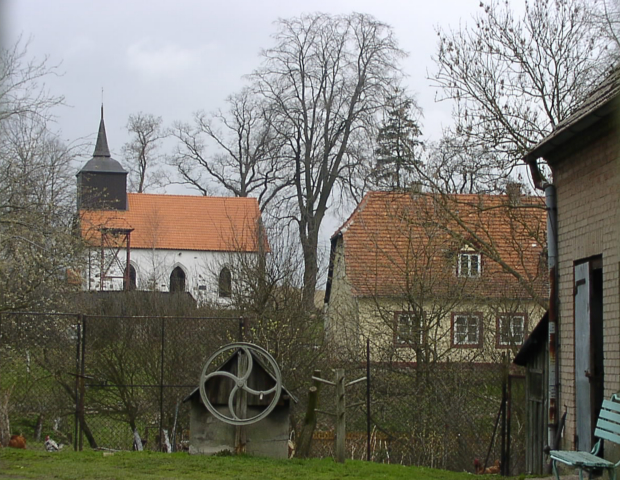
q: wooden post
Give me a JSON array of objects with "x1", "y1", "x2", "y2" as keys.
[
  {"x1": 297, "y1": 370, "x2": 322, "y2": 458},
  {"x1": 234, "y1": 350, "x2": 248, "y2": 454},
  {"x1": 313, "y1": 369, "x2": 366, "y2": 464},
  {"x1": 335, "y1": 369, "x2": 346, "y2": 463}
]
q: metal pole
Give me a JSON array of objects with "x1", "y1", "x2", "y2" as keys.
[
  {"x1": 100, "y1": 231, "x2": 104, "y2": 291},
  {"x1": 159, "y1": 317, "x2": 166, "y2": 451},
  {"x1": 74, "y1": 318, "x2": 82, "y2": 451},
  {"x1": 500, "y1": 357, "x2": 507, "y2": 476},
  {"x1": 506, "y1": 375, "x2": 513, "y2": 476},
  {"x1": 335, "y1": 369, "x2": 346, "y2": 463},
  {"x1": 124, "y1": 232, "x2": 131, "y2": 290},
  {"x1": 366, "y1": 338, "x2": 371, "y2": 462},
  {"x1": 79, "y1": 316, "x2": 87, "y2": 451}
]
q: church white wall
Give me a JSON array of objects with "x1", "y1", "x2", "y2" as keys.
[{"x1": 85, "y1": 248, "x2": 253, "y2": 305}]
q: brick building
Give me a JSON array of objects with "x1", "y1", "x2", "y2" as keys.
[{"x1": 524, "y1": 68, "x2": 620, "y2": 456}]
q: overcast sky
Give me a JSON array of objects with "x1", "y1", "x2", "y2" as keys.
[
  {"x1": 5, "y1": 0, "x2": 486, "y2": 152},
  {"x1": 5, "y1": 0, "x2": 489, "y2": 256}
]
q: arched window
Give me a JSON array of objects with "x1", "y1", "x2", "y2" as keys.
[
  {"x1": 170, "y1": 267, "x2": 186, "y2": 293},
  {"x1": 124, "y1": 264, "x2": 137, "y2": 291},
  {"x1": 218, "y1": 267, "x2": 232, "y2": 298}
]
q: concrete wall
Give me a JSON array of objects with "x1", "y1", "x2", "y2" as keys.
[{"x1": 187, "y1": 397, "x2": 290, "y2": 458}]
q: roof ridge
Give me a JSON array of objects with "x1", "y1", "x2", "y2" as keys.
[{"x1": 128, "y1": 192, "x2": 257, "y2": 201}]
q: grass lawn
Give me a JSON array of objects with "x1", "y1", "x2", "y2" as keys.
[{"x1": 0, "y1": 449, "x2": 533, "y2": 480}]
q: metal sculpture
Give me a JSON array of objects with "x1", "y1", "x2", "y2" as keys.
[{"x1": 199, "y1": 342, "x2": 282, "y2": 426}]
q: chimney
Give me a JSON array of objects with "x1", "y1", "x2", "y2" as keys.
[{"x1": 506, "y1": 182, "x2": 522, "y2": 205}]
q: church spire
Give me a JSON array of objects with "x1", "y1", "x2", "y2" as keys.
[{"x1": 93, "y1": 104, "x2": 111, "y2": 157}]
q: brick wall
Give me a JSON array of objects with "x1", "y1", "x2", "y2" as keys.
[{"x1": 550, "y1": 118, "x2": 620, "y2": 449}]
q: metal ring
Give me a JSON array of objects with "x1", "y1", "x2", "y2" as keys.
[{"x1": 199, "y1": 342, "x2": 283, "y2": 426}]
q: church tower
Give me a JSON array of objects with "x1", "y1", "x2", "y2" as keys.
[{"x1": 77, "y1": 107, "x2": 128, "y2": 210}]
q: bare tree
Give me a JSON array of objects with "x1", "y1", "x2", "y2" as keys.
[
  {"x1": 122, "y1": 112, "x2": 165, "y2": 193},
  {"x1": 0, "y1": 36, "x2": 64, "y2": 123},
  {"x1": 0, "y1": 40, "x2": 82, "y2": 313},
  {"x1": 170, "y1": 89, "x2": 286, "y2": 210},
  {"x1": 0, "y1": 117, "x2": 81, "y2": 312},
  {"x1": 431, "y1": 0, "x2": 614, "y2": 184},
  {"x1": 251, "y1": 13, "x2": 406, "y2": 308},
  {"x1": 591, "y1": 0, "x2": 620, "y2": 60},
  {"x1": 425, "y1": 133, "x2": 510, "y2": 194}
]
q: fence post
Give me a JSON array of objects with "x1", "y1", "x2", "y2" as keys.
[
  {"x1": 79, "y1": 316, "x2": 87, "y2": 451},
  {"x1": 506, "y1": 374, "x2": 513, "y2": 475},
  {"x1": 335, "y1": 369, "x2": 346, "y2": 463},
  {"x1": 74, "y1": 316, "x2": 82, "y2": 452},
  {"x1": 500, "y1": 354, "x2": 508, "y2": 475},
  {"x1": 366, "y1": 338, "x2": 371, "y2": 462},
  {"x1": 159, "y1": 317, "x2": 166, "y2": 452}
]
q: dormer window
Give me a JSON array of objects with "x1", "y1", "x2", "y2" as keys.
[{"x1": 458, "y1": 252, "x2": 481, "y2": 277}]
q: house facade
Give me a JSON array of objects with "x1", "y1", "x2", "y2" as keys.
[
  {"x1": 524, "y1": 68, "x2": 620, "y2": 455},
  {"x1": 325, "y1": 190, "x2": 548, "y2": 363},
  {"x1": 77, "y1": 110, "x2": 264, "y2": 305}
]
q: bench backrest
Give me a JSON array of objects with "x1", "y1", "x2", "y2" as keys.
[{"x1": 594, "y1": 395, "x2": 620, "y2": 446}]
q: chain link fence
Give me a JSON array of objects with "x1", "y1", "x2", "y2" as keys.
[{"x1": 1, "y1": 312, "x2": 526, "y2": 475}]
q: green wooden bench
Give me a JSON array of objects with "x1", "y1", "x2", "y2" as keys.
[{"x1": 551, "y1": 394, "x2": 620, "y2": 480}]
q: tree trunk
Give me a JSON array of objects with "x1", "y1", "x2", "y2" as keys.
[
  {"x1": 0, "y1": 387, "x2": 11, "y2": 447},
  {"x1": 300, "y1": 223, "x2": 320, "y2": 312},
  {"x1": 34, "y1": 414, "x2": 44, "y2": 442},
  {"x1": 55, "y1": 376, "x2": 98, "y2": 449},
  {"x1": 296, "y1": 370, "x2": 323, "y2": 458}
]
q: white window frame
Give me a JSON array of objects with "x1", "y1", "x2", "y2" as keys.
[
  {"x1": 497, "y1": 314, "x2": 526, "y2": 347},
  {"x1": 458, "y1": 252, "x2": 481, "y2": 277},
  {"x1": 395, "y1": 312, "x2": 422, "y2": 347},
  {"x1": 453, "y1": 314, "x2": 481, "y2": 347}
]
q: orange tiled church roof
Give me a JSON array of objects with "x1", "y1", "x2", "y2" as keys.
[
  {"x1": 330, "y1": 191, "x2": 548, "y2": 301},
  {"x1": 80, "y1": 193, "x2": 262, "y2": 252}
]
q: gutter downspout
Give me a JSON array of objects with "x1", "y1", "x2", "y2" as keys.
[
  {"x1": 528, "y1": 160, "x2": 560, "y2": 457},
  {"x1": 545, "y1": 184, "x2": 559, "y2": 452}
]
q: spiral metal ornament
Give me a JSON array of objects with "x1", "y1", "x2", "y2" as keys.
[{"x1": 199, "y1": 343, "x2": 283, "y2": 426}]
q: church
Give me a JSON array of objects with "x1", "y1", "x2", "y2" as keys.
[{"x1": 77, "y1": 109, "x2": 264, "y2": 305}]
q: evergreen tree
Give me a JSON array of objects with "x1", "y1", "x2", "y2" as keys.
[{"x1": 374, "y1": 90, "x2": 423, "y2": 190}]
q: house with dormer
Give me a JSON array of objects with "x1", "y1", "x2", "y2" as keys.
[
  {"x1": 77, "y1": 109, "x2": 264, "y2": 304},
  {"x1": 324, "y1": 190, "x2": 548, "y2": 363}
]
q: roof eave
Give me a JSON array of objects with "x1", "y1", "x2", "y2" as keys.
[{"x1": 524, "y1": 94, "x2": 619, "y2": 166}]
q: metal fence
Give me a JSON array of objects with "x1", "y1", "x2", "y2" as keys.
[
  {"x1": 0, "y1": 312, "x2": 244, "y2": 453},
  {"x1": 0, "y1": 312, "x2": 526, "y2": 475},
  {"x1": 306, "y1": 351, "x2": 526, "y2": 475}
]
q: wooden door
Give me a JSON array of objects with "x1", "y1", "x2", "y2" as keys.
[{"x1": 574, "y1": 261, "x2": 591, "y2": 451}]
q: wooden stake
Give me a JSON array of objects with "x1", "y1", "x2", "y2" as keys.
[{"x1": 335, "y1": 369, "x2": 345, "y2": 463}]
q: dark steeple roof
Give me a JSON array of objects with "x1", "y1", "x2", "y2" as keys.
[
  {"x1": 94, "y1": 105, "x2": 111, "y2": 157},
  {"x1": 79, "y1": 105, "x2": 126, "y2": 174}
]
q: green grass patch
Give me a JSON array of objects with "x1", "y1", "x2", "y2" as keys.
[{"x1": 0, "y1": 449, "x2": 532, "y2": 480}]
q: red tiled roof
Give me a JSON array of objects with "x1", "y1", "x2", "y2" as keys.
[
  {"x1": 332, "y1": 191, "x2": 547, "y2": 301},
  {"x1": 80, "y1": 193, "x2": 262, "y2": 252}
]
